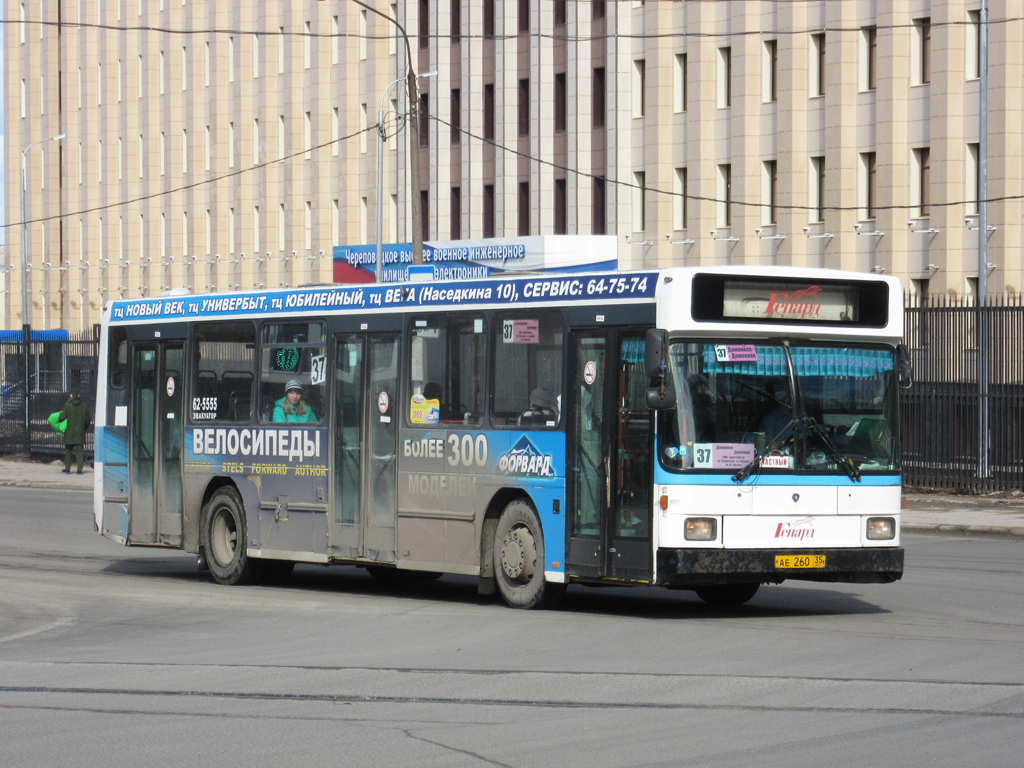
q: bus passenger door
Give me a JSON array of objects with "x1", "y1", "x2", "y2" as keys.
[
  {"x1": 331, "y1": 334, "x2": 399, "y2": 562},
  {"x1": 566, "y1": 330, "x2": 653, "y2": 582},
  {"x1": 128, "y1": 342, "x2": 184, "y2": 546}
]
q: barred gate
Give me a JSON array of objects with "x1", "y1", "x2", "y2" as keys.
[
  {"x1": 902, "y1": 294, "x2": 1024, "y2": 493},
  {"x1": 0, "y1": 329, "x2": 99, "y2": 457}
]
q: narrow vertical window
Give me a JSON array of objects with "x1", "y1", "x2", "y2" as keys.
[
  {"x1": 278, "y1": 204, "x2": 286, "y2": 252},
  {"x1": 966, "y1": 142, "x2": 980, "y2": 215},
  {"x1": 181, "y1": 129, "x2": 188, "y2": 175},
  {"x1": 451, "y1": 1, "x2": 461, "y2": 43},
  {"x1": 859, "y1": 152, "x2": 877, "y2": 220},
  {"x1": 811, "y1": 33, "x2": 826, "y2": 97},
  {"x1": 451, "y1": 187, "x2": 462, "y2": 240},
  {"x1": 632, "y1": 171, "x2": 646, "y2": 234},
  {"x1": 554, "y1": 179, "x2": 567, "y2": 235},
  {"x1": 359, "y1": 11, "x2": 367, "y2": 60},
  {"x1": 306, "y1": 111, "x2": 313, "y2": 159},
  {"x1": 763, "y1": 40, "x2": 778, "y2": 102},
  {"x1": 359, "y1": 103, "x2": 368, "y2": 154},
  {"x1": 518, "y1": 0, "x2": 529, "y2": 33},
  {"x1": 518, "y1": 182, "x2": 530, "y2": 235},
  {"x1": 518, "y1": 79, "x2": 530, "y2": 136},
  {"x1": 332, "y1": 108, "x2": 340, "y2": 156},
  {"x1": 554, "y1": 73, "x2": 567, "y2": 133},
  {"x1": 160, "y1": 132, "x2": 166, "y2": 176},
  {"x1": 484, "y1": 84, "x2": 495, "y2": 139},
  {"x1": 305, "y1": 201, "x2": 313, "y2": 250},
  {"x1": 967, "y1": 11, "x2": 981, "y2": 80},
  {"x1": 252, "y1": 34, "x2": 259, "y2": 78},
  {"x1": 205, "y1": 42, "x2": 210, "y2": 86},
  {"x1": 278, "y1": 114, "x2": 285, "y2": 160},
  {"x1": 717, "y1": 164, "x2": 732, "y2": 227},
  {"x1": 228, "y1": 38, "x2": 234, "y2": 82},
  {"x1": 913, "y1": 147, "x2": 931, "y2": 218},
  {"x1": 593, "y1": 67, "x2": 606, "y2": 127},
  {"x1": 205, "y1": 125, "x2": 211, "y2": 171},
  {"x1": 483, "y1": 0, "x2": 495, "y2": 37},
  {"x1": 117, "y1": 59, "x2": 123, "y2": 102},
  {"x1": 278, "y1": 27, "x2": 285, "y2": 74},
  {"x1": 593, "y1": 177, "x2": 607, "y2": 234},
  {"x1": 763, "y1": 160, "x2": 778, "y2": 224},
  {"x1": 228, "y1": 122, "x2": 235, "y2": 168},
  {"x1": 483, "y1": 184, "x2": 495, "y2": 238},
  {"x1": 253, "y1": 206, "x2": 260, "y2": 253},
  {"x1": 674, "y1": 53, "x2": 687, "y2": 113},
  {"x1": 420, "y1": 191, "x2": 430, "y2": 240},
  {"x1": 419, "y1": 0, "x2": 429, "y2": 48},
  {"x1": 160, "y1": 50, "x2": 166, "y2": 94},
  {"x1": 674, "y1": 167, "x2": 688, "y2": 230},
  {"x1": 118, "y1": 137, "x2": 123, "y2": 180},
  {"x1": 632, "y1": 60, "x2": 646, "y2": 117},
  {"x1": 810, "y1": 156, "x2": 825, "y2": 223},
  {"x1": 253, "y1": 119, "x2": 260, "y2": 165},
  {"x1": 860, "y1": 26, "x2": 877, "y2": 91},
  {"x1": 305, "y1": 21, "x2": 312, "y2": 68},
  {"x1": 419, "y1": 93, "x2": 430, "y2": 147},
  {"x1": 181, "y1": 45, "x2": 187, "y2": 91},
  {"x1": 555, "y1": 0, "x2": 566, "y2": 26},
  {"x1": 451, "y1": 89, "x2": 461, "y2": 144},
  {"x1": 229, "y1": 208, "x2": 236, "y2": 254},
  {"x1": 718, "y1": 47, "x2": 732, "y2": 108},
  {"x1": 332, "y1": 16, "x2": 340, "y2": 65},
  {"x1": 914, "y1": 18, "x2": 931, "y2": 84}
]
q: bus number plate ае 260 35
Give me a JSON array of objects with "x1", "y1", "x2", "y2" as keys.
[{"x1": 775, "y1": 554, "x2": 826, "y2": 569}]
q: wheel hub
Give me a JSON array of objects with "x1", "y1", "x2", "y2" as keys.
[{"x1": 501, "y1": 525, "x2": 536, "y2": 582}]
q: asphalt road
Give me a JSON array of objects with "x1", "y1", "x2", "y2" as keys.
[{"x1": 1, "y1": 488, "x2": 1022, "y2": 768}]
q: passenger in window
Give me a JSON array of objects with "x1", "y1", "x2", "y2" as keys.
[
  {"x1": 273, "y1": 378, "x2": 317, "y2": 423},
  {"x1": 519, "y1": 386, "x2": 558, "y2": 426}
]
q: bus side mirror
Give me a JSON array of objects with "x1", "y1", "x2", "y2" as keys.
[
  {"x1": 645, "y1": 328, "x2": 669, "y2": 379},
  {"x1": 647, "y1": 386, "x2": 676, "y2": 410},
  {"x1": 897, "y1": 343, "x2": 913, "y2": 389}
]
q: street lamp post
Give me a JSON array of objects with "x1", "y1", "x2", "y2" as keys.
[
  {"x1": 20, "y1": 133, "x2": 65, "y2": 453},
  {"x1": 376, "y1": 71, "x2": 436, "y2": 283}
]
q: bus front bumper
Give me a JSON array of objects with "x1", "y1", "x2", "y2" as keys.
[{"x1": 656, "y1": 547, "x2": 904, "y2": 586}]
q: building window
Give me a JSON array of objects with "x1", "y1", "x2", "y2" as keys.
[
  {"x1": 967, "y1": 10, "x2": 981, "y2": 80},
  {"x1": 632, "y1": 171, "x2": 646, "y2": 234},
  {"x1": 518, "y1": 0, "x2": 529, "y2": 32},
  {"x1": 914, "y1": 18, "x2": 931, "y2": 85},
  {"x1": 763, "y1": 40, "x2": 778, "y2": 102},
  {"x1": 554, "y1": 0, "x2": 566, "y2": 26},
  {"x1": 593, "y1": 177, "x2": 607, "y2": 235},
  {"x1": 762, "y1": 160, "x2": 778, "y2": 224},
  {"x1": 554, "y1": 179, "x2": 567, "y2": 235},
  {"x1": 860, "y1": 26, "x2": 877, "y2": 91},
  {"x1": 674, "y1": 54, "x2": 687, "y2": 113},
  {"x1": 554, "y1": 73, "x2": 567, "y2": 133},
  {"x1": 451, "y1": 88, "x2": 461, "y2": 144},
  {"x1": 484, "y1": 184, "x2": 495, "y2": 238},
  {"x1": 419, "y1": 93, "x2": 429, "y2": 147},
  {"x1": 484, "y1": 0, "x2": 495, "y2": 37},
  {"x1": 451, "y1": 1, "x2": 461, "y2": 43},
  {"x1": 593, "y1": 1, "x2": 606, "y2": 20},
  {"x1": 717, "y1": 47, "x2": 732, "y2": 108},
  {"x1": 913, "y1": 147, "x2": 931, "y2": 218},
  {"x1": 633, "y1": 59, "x2": 646, "y2": 117},
  {"x1": 966, "y1": 142, "x2": 980, "y2": 215},
  {"x1": 518, "y1": 182, "x2": 530, "y2": 236},
  {"x1": 419, "y1": 0, "x2": 429, "y2": 48},
  {"x1": 518, "y1": 79, "x2": 530, "y2": 136},
  {"x1": 421, "y1": 190, "x2": 430, "y2": 240},
  {"x1": 859, "y1": 152, "x2": 877, "y2": 220},
  {"x1": 717, "y1": 164, "x2": 732, "y2": 227},
  {"x1": 811, "y1": 33, "x2": 825, "y2": 97},
  {"x1": 451, "y1": 187, "x2": 462, "y2": 240},
  {"x1": 484, "y1": 84, "x2": 495, "y2": 139},
  {"x1": 674, "y1": 167, "x2": 688, "y2": 230},
  {"x1": 810, "y1": 156, "x2": 825, "y2": 223},
  {"x1": 593, "y1": 67, "x2": 606, "y2": 128}
]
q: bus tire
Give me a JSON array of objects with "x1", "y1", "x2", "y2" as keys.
[
  {"x1": 201, "y1": 487, "x2": 263, "y2": 586},
  {"x1": 493, "y1": 500, "x2": 565, "y2": 609},
  {"x1": 694, "y1": 583, "x2": 760, "y2": 606}
]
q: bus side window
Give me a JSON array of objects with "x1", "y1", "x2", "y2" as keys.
[
  {"x1": 492, "y1": 309, "x2": 563, "y2": 428},
  {"x1": 408, "y1": 315, "x2": 486, "y2": 426},
  {"x1": 191, "y1": 321, "x2": 257, "y2": 424}
]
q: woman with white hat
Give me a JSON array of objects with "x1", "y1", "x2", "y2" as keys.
[{"x1": 272, "y1": 378, "x2": 317, "y2": 423}]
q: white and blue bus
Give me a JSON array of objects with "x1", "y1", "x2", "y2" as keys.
[{"x1": 94, "y1": 266, "x2": 906, "y2": 608}]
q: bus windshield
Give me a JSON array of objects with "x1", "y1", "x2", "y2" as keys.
[{"x1": 658, "y1": 341, "x2": 899, "y2": 474}]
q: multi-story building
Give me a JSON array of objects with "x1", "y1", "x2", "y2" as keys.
[{"x1": 4, "y1": 1, "x2": 1022, "y2": 333}]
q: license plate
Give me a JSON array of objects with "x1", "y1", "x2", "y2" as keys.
[{"x1": 775, "y1": 554, "x2": 826, "y2": 569}]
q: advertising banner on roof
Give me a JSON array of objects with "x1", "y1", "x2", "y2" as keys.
[{"x1": 333, "y1": 235, "x2": 618, "y2": 283}]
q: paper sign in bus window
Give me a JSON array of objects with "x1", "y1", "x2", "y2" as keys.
[
  {"x1": 714, "y1": 344, "x2": 758, "y2": 363},
  {"x1": 503, "y1": 319, "x2": 539, "y2": 343},
  {"x1": 410, "y1": 393, "x2": 440, "y2": 424},
  {"x1": 694, "y1": 442, "x2": 757, "y2": 469}
]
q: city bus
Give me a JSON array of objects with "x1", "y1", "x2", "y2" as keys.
[{"x1": 93, "y1": 266, "x2": 907, "y2": 608}]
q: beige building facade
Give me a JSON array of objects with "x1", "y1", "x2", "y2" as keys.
[{"x1": 4, "y1": 1, "x2": 1023, "y2": 332}]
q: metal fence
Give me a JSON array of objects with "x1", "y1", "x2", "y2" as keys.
[
  {"x1": 0, "y1": 329, "x2": 99, "y2": 457},
  {"x1": 1, "y1": 301, "x2": 1022, "y2": 491},
  {"x1": 902, "y1": 293, "x2": 1024, "y2": 493}
]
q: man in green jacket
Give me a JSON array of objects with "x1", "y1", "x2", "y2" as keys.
[{"x1": 59, "y1": 388, "x2": 91, "y2": 474}]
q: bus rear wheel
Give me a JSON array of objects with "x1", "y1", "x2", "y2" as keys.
[
  {"x1": 694, "y1": 583, "x2": 760, "y2": 606},
  {"x1": 201, "y1": 487, "x2": 263, "y2": 585},
  {"x1": 494, "y1": 500, "x2": 565, "y2": 609}
]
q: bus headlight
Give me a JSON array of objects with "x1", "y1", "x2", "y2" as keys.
[
  {"x1": 685, "y1": 518, "x2": 717, "y2": 541},
  {"x1": 866, "y1": 517, "x2": 896, "y2": 540}
]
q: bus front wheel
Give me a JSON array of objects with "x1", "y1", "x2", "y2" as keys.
[
  {"x1": 201, "y1": 487, "x2": 263, "y2": 585},
  {"x1": 493, "y1": 500, "x2": 565, "y2": 609},
  {"x1": 694, "y1": 583, "x2": 760, "y2": 606}
]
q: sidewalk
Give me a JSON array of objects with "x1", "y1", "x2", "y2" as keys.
[{"x1": 1, "y1": 454, "x2": 1022, "y2": 537}]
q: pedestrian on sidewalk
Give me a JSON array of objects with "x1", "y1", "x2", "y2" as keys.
[{"x1": 59, "y1": 388, "x2": 91, "y2": 474}]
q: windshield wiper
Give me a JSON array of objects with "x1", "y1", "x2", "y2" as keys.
[{"x1": 801, "y1": 415, "x2": 862, "y2": 482}]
